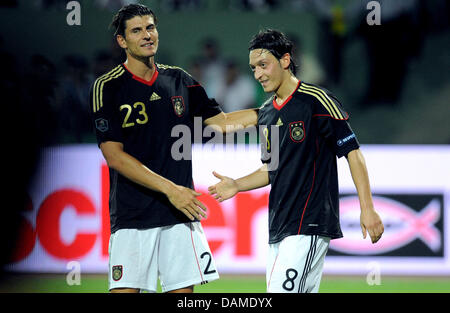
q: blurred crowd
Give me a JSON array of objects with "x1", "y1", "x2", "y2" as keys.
[
  {"x1": 0, "y1": 36, "x2": 261, "y2": 145},
  {"x1": 0, "y1": 0, "x2": 449, "y2": 146}
]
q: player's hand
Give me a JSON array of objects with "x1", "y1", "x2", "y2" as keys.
[
  {"x1": 208, "y1": 171, "x2": 239, "y2": 202},
  {"x1": 166, "y1": 185, "x2": 207, "y2": 221},
  {"x1": 360, "y1": 208, "x2": 384, "y2": 243}
]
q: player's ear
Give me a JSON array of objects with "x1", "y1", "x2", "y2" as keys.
[
  {"x1": 116, "y1": 34, "x2": 127, "y2": 49},
  {"x1": 280, "y1": 53, "x2": 291, "y2": 71}
]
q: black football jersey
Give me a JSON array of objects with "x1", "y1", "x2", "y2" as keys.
[
  {"x1": 90, "y1": 63, "x2": 221, "y2": 233},
  {"x1": 258, "y1": 81, "x2": 360, "y2": 243}
]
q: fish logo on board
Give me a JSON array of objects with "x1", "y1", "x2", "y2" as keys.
[{"x1": 330, "y1": 196, "x2": 442, "y2": 255}]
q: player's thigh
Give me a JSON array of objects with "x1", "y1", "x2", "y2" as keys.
[
  {"x1": 167, "y1": 286, "x2": 194, "y2": 293},
  {"x1": 110, "y1": 288, "x2": 140, "y2": 293},
  {"x1": 108, "y1": 228, "x2": 160, "y2": 292},
  {"x1": 158, "y1": 222, "x2": 219, "y2": 292},
  {"x1": 267, "y1": 235, "x2": 330, "y2": 293}
]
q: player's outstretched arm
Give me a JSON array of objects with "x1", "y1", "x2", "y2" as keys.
[
  {"x1": 204, "y1": 109, "x2": 259, "y2": 133},
  {"x1": 346, "y1": 148, "x2": 384, "y2": 243},
  {"x1": 100, "y1": 141, "x2": 207, "y2": 221},
  {"x1": 208, "y1": 164, "x2": 270, "y2": 202}
]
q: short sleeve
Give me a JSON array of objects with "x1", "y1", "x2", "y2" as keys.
[
  {"x1": 257, "y1": 101, "x2": 274, "y2": 166},
  {"x1": 184, "y1": 73, "x2": 222, "y2": 120},
  {"x1": 89, "y1": 80, "x2": 124, "y2": 146},
  {"x1": 313, "y1": 92, "x2": 360, "y2": 158}
]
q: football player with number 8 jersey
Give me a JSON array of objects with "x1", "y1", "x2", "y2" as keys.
[{"x1": 208, "y1": 29, "x2": 384, "y2": 293}]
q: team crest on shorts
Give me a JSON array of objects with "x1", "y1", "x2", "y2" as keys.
[
  {"x1": 171, "y1": 96, "x2": 185, "y2": 117},
  {"x1": 112, "y1": 265, "x2": 123, "y2": 281},
  {"x1": 289, "y1": 121, "x2": 305, "y2": 143}
]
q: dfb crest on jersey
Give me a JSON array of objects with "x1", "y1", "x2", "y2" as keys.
[
  {"x1": 289, "y1": 121, "x2": 305, "y2": 143},
  {"x1": 112, "y1": 265, "x2": 123, "y2": 281},
  {"x1": 171, "y1": 96, "x2": 185, "y2": 117}
]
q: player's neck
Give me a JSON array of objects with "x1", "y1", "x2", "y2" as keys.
[
  {"x1": 124, "y1": 56, "x2": 156, "y2": 81},
  {"x1": 275, "y1": 75, "x2": 299, "y2": 104}
]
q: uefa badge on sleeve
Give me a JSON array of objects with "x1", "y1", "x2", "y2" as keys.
[
  {"x1": 289, "y1": 121, "x2": 305, "y2": 143},
  {"x1": 95, "y1": 118, "x2": 109, "y2": 132},
  {"x1": 112, "y1": 265, "x2": 123, "y2": 281}
]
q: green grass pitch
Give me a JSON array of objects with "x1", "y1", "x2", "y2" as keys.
[{"x1": 0, "y1": 274, "x2": 449, "y2": 293}]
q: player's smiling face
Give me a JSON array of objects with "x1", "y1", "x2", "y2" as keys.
[
  {"x1": 249, "y1": 49, "x2": 284, "y2": 93},
  {"x1": 118, "y1": 15, "x2": 159, "y2": 60}
]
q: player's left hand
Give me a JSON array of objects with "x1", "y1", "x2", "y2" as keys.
[{"x1": 360, "y1": 209, "x2": 384, "y2": 244}]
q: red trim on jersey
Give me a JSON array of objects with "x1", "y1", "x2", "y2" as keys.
[
  {"x1": 186, "y1": 84, "x2": 201, "y2": 88},
  {"x1": 272, "y1": 80, "x2": 301, "y2": 111},
  {"x1": 122, "y1": 63, "x2": 159, "y2": 86},
  {"x1": 297, "y1": 160, "x2": 316, "y2": 235},
  {"x1": 190, "y1": 224, "x2": 205, "y2": 282},
  {"x1": 267, "y1": 253, "x2": 279, "y2": 291},
  {"x1": 312, "y1": 112, "x2": 350, "y2": 120}
]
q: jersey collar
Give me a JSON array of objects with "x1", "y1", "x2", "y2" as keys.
[
  {"x1": 122, "y1": 63, "x2": 159, "y2": 86},
  {"x1": 272, "y1": 80, "x2": 301, "y2": 111}
]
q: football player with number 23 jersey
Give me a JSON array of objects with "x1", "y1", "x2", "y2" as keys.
[{"x1": 91, "y1": 4, "x2": 258, "y2": 293}]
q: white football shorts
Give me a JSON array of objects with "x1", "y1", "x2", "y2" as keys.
[
  {"x1": 108, "y1": 222, "x2": 219, "y2": 292},
  {"x1": 266, "y1": 234, "x2": 330, "y2": 293}
]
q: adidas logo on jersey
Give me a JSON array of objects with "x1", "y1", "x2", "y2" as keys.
[
  {"x1": 276, "y1": 117, "x2": 284, "y2": 126},
  {"x1": 150, "y1": 92, "x2": 161, "y2": 101}
]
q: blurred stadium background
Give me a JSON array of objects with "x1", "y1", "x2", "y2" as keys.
[{"x1": 0, "y1": 0, "x2": 449, "y2": 293}]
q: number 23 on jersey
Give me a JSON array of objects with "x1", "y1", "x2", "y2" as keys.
[{"x1": 120, "y1": 101, "x2": 149, "y2": 128}]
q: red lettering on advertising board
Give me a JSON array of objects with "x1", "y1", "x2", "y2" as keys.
[
  {"x1": 36, "y1": 189, "x2": 97, "y2": 260},
  {"x1": 235, "y1": 192, "x2": 269, "y2": 256},
  {"x1": 197, "y1": 189, "x2": 226, "y2": 253},
  {"x1": 99, "y1": 168, "x2": 228, "y2": 256},
  {"x1": 101, "y1": 164, "x2": 110, "y2": 258},
  {"x1": 10, "y1": 194, "x2": 36, "y2": 262},
  {"x1": 12, "y1": 163, "x2": 268, "y2": 263}
]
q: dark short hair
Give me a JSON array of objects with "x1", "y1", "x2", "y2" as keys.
[
  {"x1": 110, "y1": 3, "x2": 157, "y2": 38},
  {"x1": 249, "y1": 29, "x2": 297, "y2": 76}
]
